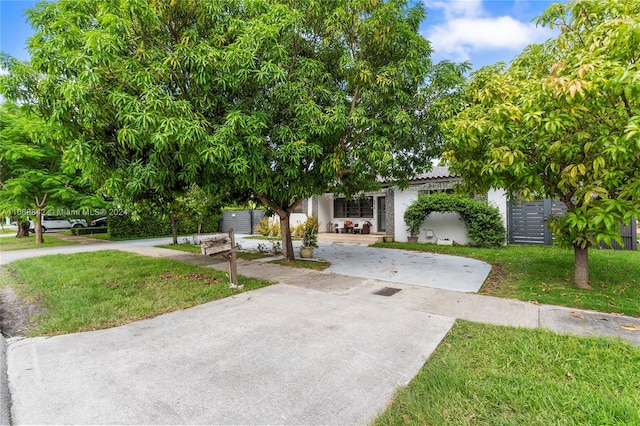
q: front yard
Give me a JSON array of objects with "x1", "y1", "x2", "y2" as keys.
[
  {"x1": 0, "y1": 234, "x2": 77, "y2": 251},
  {"x1": 1, "y1": 250, "x2": 272, "y2": 336},
  {"x1": 2, "y1": 241, "x2": 638, "y2": 424}
]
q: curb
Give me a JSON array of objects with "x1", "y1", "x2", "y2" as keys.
[{"x1": 0, "y1": 336, "x2": 11, "y2": 425}]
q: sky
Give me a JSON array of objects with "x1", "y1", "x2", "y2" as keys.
[{"x1": 1, "y1": 0, "x2": 563, "y2": 71}]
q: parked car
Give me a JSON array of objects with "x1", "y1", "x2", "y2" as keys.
[
  {"x1": 29, "y1": 216, "x2": 88, "y2": 232},
  {"x1": 90, "y1": 217, "x2": 107, "y2": 227}
]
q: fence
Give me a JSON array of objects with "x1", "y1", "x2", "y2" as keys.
[{"x1": 219, "y1": 210, "x2": 266, "y2": 235}]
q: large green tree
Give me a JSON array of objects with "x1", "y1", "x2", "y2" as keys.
[
  {"x1": 443, "y1": 0, "x2": 640, "y2": 288},
  {"x1": 0, "y1": 103, "x2": 99, "y2": 243},
  {"x1": 2, "y1": 0, "x2": 464, "y2": 260}
]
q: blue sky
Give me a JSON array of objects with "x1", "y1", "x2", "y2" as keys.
[
  {"x1": 1, "y1": 0, "x2": 564, "y2": 70},
  {"x1": 422, "y1": 0, "x2": 562, "y2": 69}
]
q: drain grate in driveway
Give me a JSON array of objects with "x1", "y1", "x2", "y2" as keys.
[{"x1": 373, "y1": 287, "x2": 402, "y2": 297}]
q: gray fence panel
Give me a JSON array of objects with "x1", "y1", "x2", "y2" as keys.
[
  {"x1": 220, "y1": 209, "x2": 267, "y2": 235},
  {"x1": 601, "y1": 217, "x2": 637, "y2": 251},
  {"x1": 510, "y1": 197, "x2": 636, "y2": 251},
  {"x1": 508, "y1": 199, "x2": 547, "y2": 245}
]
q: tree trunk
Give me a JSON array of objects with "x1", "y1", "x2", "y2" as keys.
[
  {"x1": 35, "y1": 209, "x2": 44, "y2": 244},
  {"x1": 573, "y1": 245, "x2": 592, "y2": 289},
  {"x1": 15, "y1": 218, "x2": 30, "y2": 238},
  {"x1": 170, "y1": 214, "x2": 178, "y2": 245},
  {"x1": 279, "y1": 213, "x2": 295, "y2": 262}
]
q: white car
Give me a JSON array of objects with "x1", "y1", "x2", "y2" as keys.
[{"x1": 29, "y1": 215, "x2": 88, "y2": 232}]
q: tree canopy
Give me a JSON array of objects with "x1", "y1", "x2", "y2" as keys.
[
  {"x1": 0, "y1": 103, "x2": 99, "y2": 242},
  {"x1": 442, "y1": 0, "x2": 640, "y2": 288},
  {"x1": 1, "y1": 0, "x2": 466, "y2": 260}
]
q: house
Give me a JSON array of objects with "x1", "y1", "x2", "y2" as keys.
[
  {"x1": 302, "y1": 167, "x2": 507, "y2": 245},
  {"x1": 300, "y1": 166, "x2": 636, "y2": 250}
]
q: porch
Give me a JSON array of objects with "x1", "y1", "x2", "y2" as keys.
[{"x1": 318, "y1": 232, "x2": 386, "y2": 244}]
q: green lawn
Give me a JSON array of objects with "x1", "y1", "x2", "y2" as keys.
[
  {"x1": 238, "y1": 251, "x2": 275, "y2": 260},
  {"x1": 3, "y1": 250, "x2": 272, "y2": 336},
  {"x1": 374, "y1": 242, "x2": 640, "y2": 317},
  {"x1": 0, "y1": 234, "x2": 77, "y2": 251},
  {"x1": 156, "y1": 244, "x2": 276, "y2": 260},
  {"x1": 156, "y1": 243, "x2": 202, "y2": 253},
  {"x1": 82, "y1": 233, "x2": 112, "y2": 240},
  {"x1": 375, "y1": 320, "x2": 640, "y2": 426},
  {"x1": 270, "y1": 259, "x2": 331, "y2": 270}
]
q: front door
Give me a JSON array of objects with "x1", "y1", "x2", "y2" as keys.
[{"x1": 377, "y1": 196, "x2": 386, "y2": 232}]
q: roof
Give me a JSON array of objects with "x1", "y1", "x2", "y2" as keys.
[{"x1": 411, "y1": 166, "x2": 457, "y2": 181}]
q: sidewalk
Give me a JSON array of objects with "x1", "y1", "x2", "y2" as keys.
[{"x1": 198, "y1": 251, "x2": 640, "y2": 345}]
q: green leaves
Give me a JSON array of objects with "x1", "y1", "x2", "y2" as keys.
[
  {"x1": 0, "y1": 103, "x2": 100, "y2": 218},
  {"x1": 404, "y1": 193, "x2": 506, "y2": 247},
  {"x1": 445, "y1": 0, "x2": 640, "y2": 259}
]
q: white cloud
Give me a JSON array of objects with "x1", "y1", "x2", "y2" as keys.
[
  {"x1": 427, "y1": 16, "x2": 552, "y2": 61},
  {"x1": 422, "y1": 1, "x2": 555, "y2": 63},
  {"x1": 424, "y1": 0, "x2": 484, "y2": 19}
]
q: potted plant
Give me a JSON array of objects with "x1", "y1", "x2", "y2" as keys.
[
  {"x1": 406, "y1": 220, "x2": 420, "y2": 243},
  {"x1": 300, "y1": 215, "x2": 319, "y2": 258},
  {"x1": 404, "y1": 211, "x2": 424, "y2": 243}
]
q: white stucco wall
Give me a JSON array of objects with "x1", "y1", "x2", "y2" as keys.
[
  {"x1": 317, "y1": 195, "x2": 333, "y2": 233},
  {"x1": 487, "y1": 188, "x2": 508, "y2": 230},
  {"x1": 393, "y1": 186, "x2": 470, "y2": 244}
]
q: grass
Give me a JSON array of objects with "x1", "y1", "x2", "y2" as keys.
[
  {"x1": 3, "y1": 250, "x2": 272, "y2": 336},
  {"x1": 156, "y1": 244, "x2": 275, "y2": 260},
  {"x1": 270, "y1": 259, "x2": 331, "y2": 270},
  {"x1": 158, "y1": 244, "x2": 331, "y2": 269},
  {"x1": 156, "y1": 243, "x2": 202, "y2": 253},
  {"x1": 82, "y1": 233, "x2": 112, "y2": 240},
  {"x1": 374, "y1": 242, "x2": 640, "y2": 317},
  {"x1": 375, "y1": 320, "x2": 640, "y2": 426},
  {"x1": 0, "y1": 234, "x2": 77, "y2": 251},
  {"x1": 237, "y1": 251, "x2": 275, "y2": 260},
  {"x1": 0, "y1": 228, "x2": 17, "y2": 235}
]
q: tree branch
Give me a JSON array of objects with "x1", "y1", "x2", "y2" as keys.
[{"x1": 339, "y1": 85, "x2": 360, "y2": 151}]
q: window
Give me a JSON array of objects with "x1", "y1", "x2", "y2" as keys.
[{"x1": 334, "y1": 197, "x2": 373, "y2": 218}]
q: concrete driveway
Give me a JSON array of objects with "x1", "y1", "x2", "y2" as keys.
[
  {"x1": 3, "y1": 233, "x2": 487, "y2": 424},
  {"x1": 237, "y1": 236, "x2": 491, "y2": 293},
  {"x1": 8, "y1": 284, "x2": 453, "y2": 425}
]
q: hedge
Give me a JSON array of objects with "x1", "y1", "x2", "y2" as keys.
[
  {"x1": 108, "y1": 213, "x2": 221, "y2": 239},
  {"x1": 404, "y1": 192, "x2": 506, "y2": 247},
  {"x1": 71, "y1": 226, "x2": 108, "y2": 235}
]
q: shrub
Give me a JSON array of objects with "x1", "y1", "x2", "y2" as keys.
[
  {"x1": 71, "y1": 226, "x2": 108, "y2": 235},
  {"x1": 290, "y1": 221, "x2": 305, "y2": 239},
  {"x1": 254, "y1": 216, "x2": 281, "y2": 237},
  {"x1": 109, "y1": 212, "x2": 220, "y2": 239},
  {"x1": 404, "y1": 193, "x2": 506, "y2": 247},
  {"x1": 301, "y1": 215, "x2": 319, "y2": 248}
]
